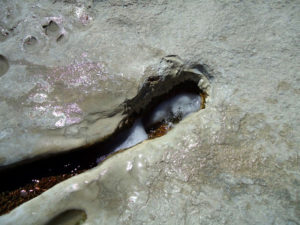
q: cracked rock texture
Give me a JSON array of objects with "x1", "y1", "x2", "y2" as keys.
[{"x1": 0, "y1": 0, "x2": 299, "y2": 224}]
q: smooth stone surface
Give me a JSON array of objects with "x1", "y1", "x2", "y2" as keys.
[{"x1": 0, "y1": 0, "x2": 299, "y2": 224}]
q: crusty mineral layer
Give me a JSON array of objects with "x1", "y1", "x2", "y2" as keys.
[{"x1": 0, "y1": 0, "x2": 299, "y2": 224}]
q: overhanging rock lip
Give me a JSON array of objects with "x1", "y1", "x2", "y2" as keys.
[
  {"x1": 123, "y1": 55, "x2": 211, "y2": 116},
  {"x1": 0, "y1": 55, "x2": 212, "y2": 168}
]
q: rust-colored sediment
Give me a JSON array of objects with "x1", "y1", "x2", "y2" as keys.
[
  {"x1": 0, "y1": 170, "x2": 85, "y2": 215},
  {"x1": 148, "y1": 123, "x2": 172, "y2": 139},
  {"x1": 200, "y1": 91, "x2": 207, "y2": 109},
  {"x1": 0, "y1": 84, "x2": 208, "y2": 215},
  {"x1": 0, "y1": 122, "x2": 173, "y2": 215}
]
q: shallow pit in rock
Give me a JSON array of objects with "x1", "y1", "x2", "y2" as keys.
[
  {"x1": 0, "y1": 55, "x2": 9, "y2": 77},
  {"x1": 23, "y1": 35, "x2": 38, "y2": 51},
  {"x1": 0, "y1": 79, "x2": 207, "y2": 215},
  {"x1": 45, "y1": 209, "x2": 87, "y2": 225},
  {"x1": 42, "y1": 20, "x2": 60, "y2": 36}
]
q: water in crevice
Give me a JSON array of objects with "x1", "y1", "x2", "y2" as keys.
[
  {"x1": 108, "y1": 92, "x2": 202, "y2": 155},
  {"x1": 0, "y1": 81, "x2": 206, "y2": 215}
]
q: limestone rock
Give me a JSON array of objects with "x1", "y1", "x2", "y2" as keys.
[{"x1": 0, "y1": 0, "x2": 299, "y2": 224}]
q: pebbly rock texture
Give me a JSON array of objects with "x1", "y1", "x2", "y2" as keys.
[{"x1": 0, "y1": 0, "x2": 299, "y2": 224}]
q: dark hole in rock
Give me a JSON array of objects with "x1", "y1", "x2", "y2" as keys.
[
  {"x1": 45, "y1": 209, "x2": 87, "y2": 225},
  {"x1": 56, "y1": 34, "x2": 64, "y2": 42},
  {"x1": 0, "y1": 30, "x2": 9, "y2": 42},
  {"x1": 43, "y1": 20, "x2": 59, "y2": 35},
  {"x1": 141, "y1": 81, "x2": 206, "y2": 131},
  {"x1": 147, "y1": 76, "x2": 160, "y2": 82},
  {"x1": 23, "y1": 36, "x2": 37, "y2": 47},
  {"x1": 0, "y1": 80, "x2": 206, "y2": 215},
  {"x1": 0, "y1": 55, "x2": 9, "y2": 77}
]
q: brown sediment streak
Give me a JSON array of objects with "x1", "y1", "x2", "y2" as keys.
[
  {"x1": 200, "y1": 92, "x2": 207, "y2": 109},
  {"x1": 0, "y1": 72, "x2": 210, "y2": 215},
  {"x1": 148, "y1": 123, "x2": 171, "y2": 139}
]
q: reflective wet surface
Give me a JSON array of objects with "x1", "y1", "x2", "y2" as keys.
[{"x1": 0, "y1": 81, "x2": 206, "y2": 215}]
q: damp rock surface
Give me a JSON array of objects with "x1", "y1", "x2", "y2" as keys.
[{"x1": 0, "y1": 0, "x2": 299, "y2": 225}]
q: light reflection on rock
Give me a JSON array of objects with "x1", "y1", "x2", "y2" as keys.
[
  {"x1": 21, "y1": 55, "x2": 133, "y2": 129},
  {"x1": 48, "y1": 58, "x2": 106, "y2": 91},
  {"x1": 29, "y1": 93, "x2": 48, "y2": 104},
  {"x1": 28, "y1": 102, "x2": 83, "y2": 128},
  {"x1": 52, "y1": 103, "x2": 82, "y2": 128}
]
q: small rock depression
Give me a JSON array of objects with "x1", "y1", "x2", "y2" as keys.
[
  {"x1": 0, "y1": 55, "x2": 9, "y2": 77},
  {"x1": 23, "y1": 35, "x2": 38, "y2": 51},
  {"x1": 43, "y1": 20, "x2": 60, "y2": 36},
  {"x1": 45, "y1": 209, "x2": 87, "y2": 225}
]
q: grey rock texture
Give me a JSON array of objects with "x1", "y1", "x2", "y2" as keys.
[{"x1": 0, "y1": 0, "x2": 299, "y2": 224}]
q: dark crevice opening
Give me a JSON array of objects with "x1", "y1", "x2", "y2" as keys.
[
  {"x1": 0, "y1": 79, "x2": 206, "y2": 215},
  {"x1": 45, "y1": 209, "x2": 87, "y2": 225}
]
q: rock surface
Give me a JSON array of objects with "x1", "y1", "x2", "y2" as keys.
[{"x1": 0, "y1": 0, "x2": 299, "y2": 224}]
